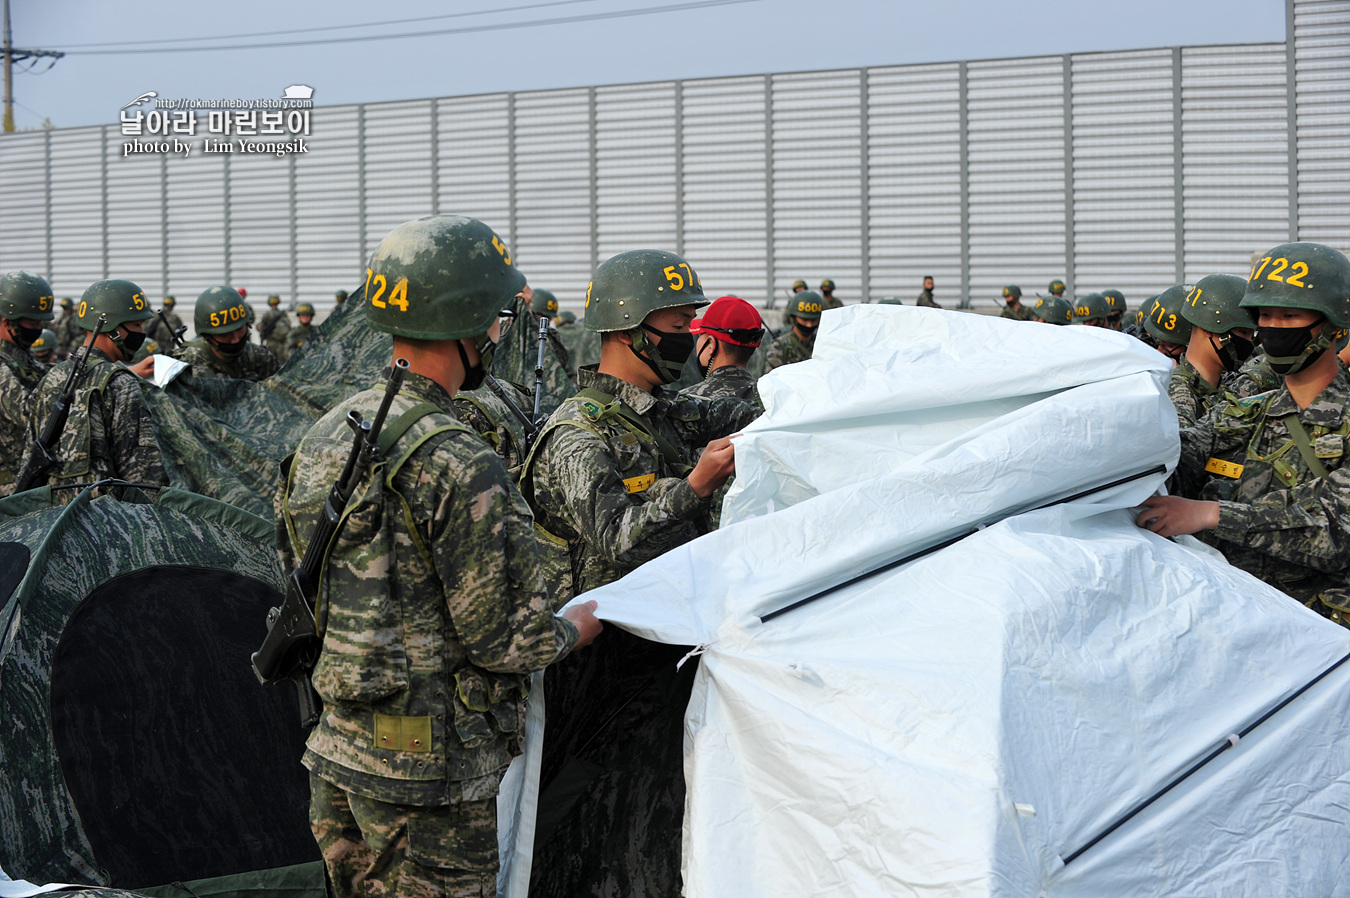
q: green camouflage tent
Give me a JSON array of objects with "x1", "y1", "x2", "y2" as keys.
[{"x1": 0, "y1": 485, "x2": 321, "y2": 895}]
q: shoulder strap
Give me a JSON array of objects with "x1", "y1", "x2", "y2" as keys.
[
  {"x1": 1280, "y1": 413, "x2": 1331, "y2": 479},
  {"x1": 573, "y1": 387, "x2": 686, "y2": 470},
  {"x1": 378, "y1": 401, "x2": 442, "y2": 456}
]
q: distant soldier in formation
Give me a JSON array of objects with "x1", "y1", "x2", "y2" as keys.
[
  {"x1": 1074, "y1": 292, "x2": 1112, "y2": 327},
  {"x1": 681, "y1": 294, "x2": 765, "y2": 409},
  {"x1": 1102, "y1": 289, "x2": 1127, "y2": 330},
  {"x1": 1169, "y1": 274, "x2": 1256, "y2": 428},
  {"x1": 1140, "y1": 243, "x2": 1350, "y2": 628},
  {"x1": 1000, "y1": 285, "x2": 1032, "y2": 321},
  {"x1": 29, "y1": 328, "x2": 57, "y2": 367},
  {"x1": 1141, "y1": 285, "x2": 1193, "y2": 362},
  {"x1": 766, "y1": 290, "x2": 823, "y2": 370},
  {"x1": 820, "y1": 278, "x2": 843, "y2": 309},
  {"x1": 148, "y1": 295, "x2": 183, "y2": 348},
  {"x1": 530, "y1": 287, "x2": 576, "y2": 379},
  {"x1": 0, "y1": 271, "x2": 56, "y2": 495},
  {"x1": 916, "y1": 275, "x2": 939, "y2": 308},
  {"x1": 22, "y1": 279, "x2": 166, "y2": 492},
  {"x1": 333, "y1": 288, "x2": 347, "y2": 307},
  {"x1": 1047, "y1": 278, "x2": 1067, "y2": 299},
  {"x1": 1030, "y1": 295, "x2": 1073, "y2": 325},
  {"x1": 285, "y1": 303, "x2": 316, "y2": 357},
  {"x1": 174, "y1": 286, "x2": 281, "y2": 381},
  {"x1": 56, "y1": 297, "x2": 80, "y2": 358},
  {"x1": 258, "y1": 294, "x2": 291, "y2": 360}
]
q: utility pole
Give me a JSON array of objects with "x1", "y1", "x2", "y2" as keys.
[{"x1": 3, "y1": 0, "x2": 64, "y2": 133}]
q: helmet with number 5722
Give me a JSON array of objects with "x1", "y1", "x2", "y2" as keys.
[
  {"x1": 1240, "y1": 242, "x2": 1350, "y2": 328},
  {"x1": 365, "y1": 214, "x2": 525, "y2": 340},
  {"x1": 583, "y1": 249, "x2": 708, "y2": 333}
]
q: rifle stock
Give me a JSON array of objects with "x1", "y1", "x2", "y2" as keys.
[
  {"x1": 13, "y1": 314, "x2": 107, "y2": 494},
  {"x1": 251, "y1": 358, "x2": 409, "y2": 726}
]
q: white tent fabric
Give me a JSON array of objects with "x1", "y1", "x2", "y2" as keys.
[{"x1": 521, "y1": 306, "x2": 1350, "y2": 897}]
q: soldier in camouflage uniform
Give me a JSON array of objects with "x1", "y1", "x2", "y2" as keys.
[
  {"x1": 258, "y1": 295, "x2": 291, "y2": 360},
  {"x1": 1000, "y1": 285, "x2": 1033, "y2": 321},
  {"x1": 174, "y1": 286, "x2": 281, "y2": 381},
  {"x1": 820, "y1": 278, "x2": 843, "y2": 310},
  {"x1": 279, "y1": 214, "x2": 601, "y2": 898},
  {"x1": 333, "y1": 288, "x2": 348, "y2": 307},
  {"x1": 527, "y1": 286, "x2": 575, "y2": 379},
  {"x1": 1140, "y1": 243, "x2": 1350, "y2": 627},
  {"x1": 147, "y1": 295, "x2": 184, "y2": 349},
  {"x1": 29, "y1": 328, "x2": 57, "y2": 367},
  {"x1": 55, "y1": 298, "x2": 80, "y2": 358},
  {"x1": 1047, "y1": 278, "x2": 1067, "y2": 299},
  {"x1": 765, "y1": 290, "x2": 823, "y2": 370},
  {"x1": 1102, "y1": 289, "x2": 1127, "y2": 331},
  {"x1": 916, "y1": 275, "x2": 939, "y2": 308},
  {"x1": 681, "y1": 294, "x2": 765, "y2": 409},
  {"x1": 285, "y1": 303, "x2": 316, "y2": 358},
  {"x1": 1169, "y1": 274, "x2": 1257, "y2": 428},
  {"x1": 0, "y1": 271, "x2": 56, "y2": 495},
  {"x1": 22, "y1": 279, "x2": 166, "y2": 493},
  {"x1": 1073, "y1": 292, "x2": 1112, "y2": 327}
]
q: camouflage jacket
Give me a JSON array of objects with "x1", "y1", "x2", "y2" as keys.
[
  {"x1": 21, "y1": 348, "x2": 166, "y2": 492},
  {"x1": 56, "y1": 312, "x2": 81, "y2": 357},
  {"x1": 1000, "y1": 303, "x2": 1034, "y2": 321},
  {"x1": 679, "y1": 364, "x2": 763, "y2": 411},
  {"x1": 147, "y1": 310, "x2": 183, "y2": 349},
  {"x1": 0, "y1": 340, "x2": 47, "y2": 494},
  {"x1": 1230, "y1": 353, "x2": 1281, "y2": 399},
  {"x1": 454, "y1": 376, "x2": 535, "y2": 475},
  {"x1": 174, "y1": 339, "x2": 280, "y2": 381},
  {"x1": 916, "y1": 288, "x2": 940, "y2": 308},
  {"x1": 280, "y1": 372, "x2": 577, "y2": 805},
  {"x1": 1175, "y1": 368, "x2": 1350, "y2": 623},
  {"x1": 765, "y1": 329, "x2": 814, "y2": 371},
  {"x1": 259, "y1": 309, "x2": 291, "y2": 354},
  {"x1": 285, "y1": 322, "x2": 313, "y2": 354},
  {"x1": 556, "y1": 323, "x2": 601, "y2": 370},
  {"x1": 523, "y1": 366, "x2": 758, "y2": 596},
  {"x1": 1169, "y1": 357, "x2": 1224, "y2": 429}
]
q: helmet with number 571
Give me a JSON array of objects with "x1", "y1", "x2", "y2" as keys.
[
  {"x1": 78, "y1": 279, "x2": 154, "y2": 331},
  {"x1": 1240, "y1": 243, "x2": 1350, "y2": 328},
  {"x1": 583, "y1": 249, "x2": 708, "y2": 333},
  {"x1": 365, "y1": 214, "x2": 525, "y2": 340}
]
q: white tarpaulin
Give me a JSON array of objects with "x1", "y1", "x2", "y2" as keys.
[{"x1": 540, "y1": 306, "x2": 1350, "y2": 897}]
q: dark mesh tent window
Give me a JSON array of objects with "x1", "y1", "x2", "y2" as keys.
[{"x1": 49, "y1": 566, "x2": 318, "y2": 890}]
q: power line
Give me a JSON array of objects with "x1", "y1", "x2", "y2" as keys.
[
  {"x1": 64, "y1": 0, "x2": 761, "y2": 55},
  {"x1": 55, "y1": 0, "x2": 604, "y2": 49}
]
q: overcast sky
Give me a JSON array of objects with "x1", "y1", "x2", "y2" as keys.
[{"x1": 12, "y1": 0, "x2": 1284, "y2": 131}]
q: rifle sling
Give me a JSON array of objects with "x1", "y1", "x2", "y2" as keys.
[
  {"x1": 573, "y1": 386, "x2": 686, "y2": 471},
  {"x1": 1279, "y1": 413, "x2": 1330, "y2": 479}
]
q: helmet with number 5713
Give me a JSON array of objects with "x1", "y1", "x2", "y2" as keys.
[
  {"x1": 583, "y1": 249, "x2": 708, "y2": 333},
  {"x1": 365, "y1": 214, "x2": 525, "y2": 340},
  {"x1": 79, "y1": 279, "x2": 154, "y2": 331},
  {"x1": 1240, "y1": 242, "x2": 1350, "y2": 328}
]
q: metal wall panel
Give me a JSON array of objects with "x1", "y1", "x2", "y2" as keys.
[
  {"x1": 1294, "y1": 0, "x2": 1350, "y2": 247},
  {"x1": 363, "y1": 100, "x2": 435, "y2": 261},
  {"x1": 1071, "y1": 49, "x2": 1177, "y2": 304},
  {"x1": 435, "y1": 94, "x2": 511, "y2": 245},
  {"x1": 595, "y1": 82, "x2": 677, "y2": 283},
  {"x1": 967, "y1": 56, "x2": 1067, "y2": 305},
  {"x1": 682, "y1": 76, "x2": 768, "y2": 307},
  {"x1": 48, "y1": 127, "x2": 108, "y2": 299},
  {"x1": 1182, "y1": 44, "x2": 1292, "y2": 280},
  {"x1": 163, "y1": 140, "x2": 225, "y2": 304},
  {"x1": 226, "y1": 150, "x2": 292, "y2": 301},
  {"x1": 0, "y1": 132, "x2": 48, "y2": 276},
  {"x1": 294, "y1": 105, "x2": 363, "y2": 302},
  {"x1": 867, "y1": 64, "x2": 961, "y2": 304}
]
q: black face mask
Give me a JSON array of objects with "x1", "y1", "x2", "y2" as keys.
[
  {"x1": 117, "y1": 327, "x2": 147, "y2": 355},
  {"x1": 1258, "y1": 322, "x2": 1328, "y2": 375},
  {"x1": 10, "y1": 321, "x2": 43, "y2": 348},
  {"x1": 794, "y1": 320, "x2": 818, "y2": 344},
  {"x1": 209, "y1": 334, "x2": 246, "y2": 357},
  {"x1": 634, "y1": 325, "x2": 695, "y2": 384},
  {"x1": 457, "y1": 340, "x2": 485, "y2": 391},
  {"x1": 1211, "y1": 332, "x2": 1255, "y2": 372}
]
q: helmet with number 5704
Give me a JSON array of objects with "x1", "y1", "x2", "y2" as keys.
[
  {"x1": 365, "y1": 214, "x2": 525, "y2": 340},
  {"x1": 583, "y1": 249, "x2": 708, "y2": 333},
  {"x1": 1240, "y1": 242, "x2": 1350, "y2": 328}
]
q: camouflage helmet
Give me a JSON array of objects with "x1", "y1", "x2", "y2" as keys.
[
  {"x1": 1180, "y1": 274, "x2": 1254, "y2": 335},
  {"x1": 820, "y1": 279, "x2": 836, "y2": 291},
  {"x1": 583, "y1": 249, "x2": 708, "y2": 333},
  {"x1": 1002, "y1": 285, "x2": 1022, "y2": 300},
  {"x1": 59, "y1": 297, "x2": 73, "y2": 311},
  {"x1": 531, "y1": 288, "x2": 559, "y2": 316},
  {"x1": 1073, "y1": 292, "x2": 1112, "y2": 324},
  {"x1": 791, "y1": 279, "x2": 808, "y2": 291},
  {"x1": 1031, "y1": 295, "x2": 1073, "y2": 325},
  {"x1": 296, "y1": 302, "x2": 316, "y2": 317},
  {"x1": 786, "y1": 290, "x2": 825, "y2": 321},
  {"x1": 1240, "y1": 243, "x2": 1350, "y2": 328},
  {"x1": 0, "y1": 270, "x2": 56, "y2": 322},
  {"x1": 163, "y1": 295, "x2": 176, "y2": 308},
  {"x1": 30, "y1": 328, "x2": 57, "y2": 354},
  {"x1": 555, "y1": 310, "x2": 577, "y2": 325},
  {"x1": 194, "y1": 286, "x2": 250, "y2": 335},
  {"x1": 365, "y1": 215, "x2": 524, "y2": 340},
  {"x1": 267, "y1": 294, "x2": 281, "y2": 307},
  {"x1": 1048, "y1": 278, "x2": 1066, "y2": 296},
  {"x1": 78, "y1": 279, "x2": 154, "y2": 331},
  {"x1": 1142, "y1": 285, "x2": 1195, "y2": 346},
  {"x1": 1102, "y1": 289, "x2": 1127, "y2": 315}
]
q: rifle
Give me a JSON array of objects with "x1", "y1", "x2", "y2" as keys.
[
  {"x1": 155, "y1": 309, "x2": 186, "y2": 350},
  {"x1": 532, "y1": 315, "x2": 550, "y2": 429},
  {"x1": 251, "y1": 358, "x2": 409, "y2": 727},
  {"x1": 14, "y1": 314, "x2": 107, "y2": 494},
  {"x1": 484, "y1": 374, "x2": 540, "y2": 449}
]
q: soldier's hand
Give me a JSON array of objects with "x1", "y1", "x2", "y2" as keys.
[
  {"x1": 128, "y1": 357, "x2": 156, "y2": 379},
  {"x1": 688, "y1": 435, "x2": 736, "y2": 498},
  {"x1": 1136, "y1": 495, "x2": 1220, "y2": 538},
  {"x1": 562, "y1": 599, "x2": 603, "y2": 649}
]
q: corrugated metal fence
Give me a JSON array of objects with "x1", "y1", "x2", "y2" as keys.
[{"x1": 0, "y1": 0, "x2": 1346, "y2": 315}]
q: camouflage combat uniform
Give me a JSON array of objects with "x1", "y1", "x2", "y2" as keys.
[
  {"x1": 259, "y1": 308, "x2": 291, "y2": 360},
  {"x1": 764, "y1": 329, "x2": 814, "y2": 371},
  {"x1": 679, "y1": 363, "x2": 762, "y2": 410},
  {"x1": 56, "y1": 311, "x2": 81, "y2": 358},
  {"x1": 1169, "y1": 357, "x2": 1225, "y2": 429},
  {"x1": 21, "y1": 348, "x2": 166, "y2": 492},
  {"x1": 556, "y1": 321, "x2": 600, "y2": 370},
  {"x1": 0, "y1": 339, "x2": 47, "y2": 495},
  {"x1": 1174, "y1": 368, "x2": 1350, "y2": 625},
  {"x1": 279, "y1": 372, "x2": 578, "y2": 898},
  {"x1": 917, "y1": 287, "x2": 940, "y2": 308},
  {"x1": 286, "y1": 322, "x2": 314, "y2": 356},
  {"x1": 148, "y1": 310, "x2": 183, "y2": 349},
  {"x1": 1000, "y1": 303, "x2": 1033, "y2": 321},
  {"x1": 174, "y1": 339, "x2": 280, "y2": 381},
  {"x1": 453, "y1": 377, "x2": 534, "y2": 476},
  {"x1": 1230, "y1": 353, "x2": 1281, "y2": 399}
]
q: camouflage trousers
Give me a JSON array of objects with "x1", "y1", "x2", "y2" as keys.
[{"x1": 309, "y1": 771, "x2": 499, "y2": 898}]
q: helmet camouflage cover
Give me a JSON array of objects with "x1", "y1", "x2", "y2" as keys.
[
  {"x1": 366, "y1": 214, "x2": 525, "y2": 340},
  {"x1": 1180, "y1": 274, "x2": 1254, "y2": 334},
  {"x1": 194, "y1": 286, "x2": 250, "y2": 335},
  {"x1": 584, "y1": 249, "x2": 708, "y2": 333},
  {"x1": 0, "y1": 270, "x2": 56, "y2": 322},
  {"x1": 1142, "y1": 285, "x2": 1196, "y2": 345},
  {"x1": 1240, "y1": 242, "x2": 1350, "y2": 329},
  {"x1": 78, "y1": 279, "x2": 154, "y2": 331}
]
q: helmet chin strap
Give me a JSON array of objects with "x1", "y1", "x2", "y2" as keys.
[{"x1": 628, "y1": 327, "x2": 674, "y2": 384}]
